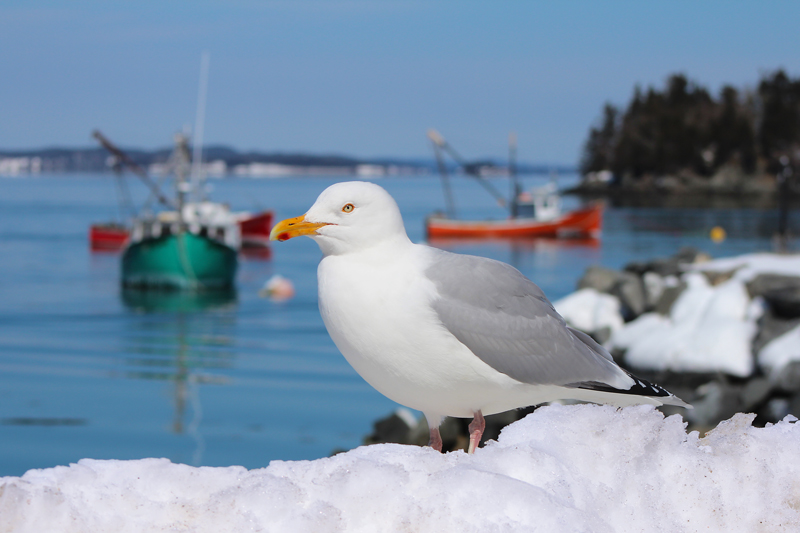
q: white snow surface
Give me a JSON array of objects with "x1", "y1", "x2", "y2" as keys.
[
  {"x1": 553, "y1": 288, "x2": 625, "y2": 335},
  {"x1": 688, "y1": 252, "x2": 800, "y2": 281},
  {"x1": 610, "y1": 273, "x2": 757, "y2": 376},
  {"x1": 2, "y1": 404, "x2": 800, "y2": 533}
]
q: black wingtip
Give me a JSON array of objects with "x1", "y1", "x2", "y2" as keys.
[{"x1": 567, "y1": 375, "x2": 672, "y2": 398}]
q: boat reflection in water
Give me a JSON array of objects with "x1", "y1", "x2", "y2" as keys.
[
  {"x1": 121, "y1": 288, "x2": 237, "y2": 465},
  {"x1": 121, "y1": 287, "x2": 237, "y2": 314}
]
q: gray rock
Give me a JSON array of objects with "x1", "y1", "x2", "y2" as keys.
[
  {"x1": 623, "y1": 261, "x2": 649, "y2": 276},
  {"x1": 624, "y1": 247, "x2": 707, "y2": 278},
  {"x1": 752, "y1": 311, "x2": 800, "y2": 355},
  {"x1": 625, "y1": 257, "x2": 681, "y2": 277},
  {"x1": 364, "y1": 411, "x2": 415, "y2": 445},
  {"x1": 774, "y1": 361, "x2": 800, "y2": 393},
  {"x1": 748, "y1": 273, "x2": 800, "y2": 319},
  {"x1": 740, "y1": 377, "x2": 773, "y2": 411},
  {"x1": 789, "y1": 393, "x2": 800, "y2": 419},
  {"x1": 590, "y1": 326, "x2": 612, "y2": 345},
  {"x1": 747, "y1": 274, "x2": 800, "y2": 299},
  {"x1": 654, "y1": 283, "x2": 686, "y2": 316},
  {"x1": 762, "y1": 287, "x2": 800, "y2": 319},
  {"x1": 764, "y1": 398, "x2": 792, "y2": 422},
  {"x1": 610, "y1": 272, "x2": 646, "y2": 319},
  {"x1": 686, "y1": 380, "x2": 743, "y2": 428},
  {"x1": 643, "y1": 271, "x2": 665, "y2": 310},
  {"x1": 578, "y1": 266, "x2": 620, "y2": 294},
  {"x1": 648, "y1": 257, "x2": 683, "y2": 277}
]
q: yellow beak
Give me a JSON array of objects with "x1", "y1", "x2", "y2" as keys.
[{"x1": 269, "y1": 214, "x2": 331, "y2": 242}]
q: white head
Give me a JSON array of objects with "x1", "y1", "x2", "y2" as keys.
[{"x1": 270, "y1": 181, "x2": 410, "y2": 256}]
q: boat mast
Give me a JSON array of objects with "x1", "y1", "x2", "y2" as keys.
[
  {"x1": 509, "y1": 131, "x2": 520, "y2": 219},
  {"x1": 191, "y1": 52, "x2": 210, "y2": 204},
  {"x1": 173, "y1": 133, "x2": 192, "y2": 227}
]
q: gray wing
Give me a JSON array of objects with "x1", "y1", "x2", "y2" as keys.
[{"x1": 425, "y1": 248, "x2": 629, "y2": 388}]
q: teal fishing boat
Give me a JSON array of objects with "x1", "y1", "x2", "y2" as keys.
[
  {"x1": 120, "y1": 132, "x2": 239, "y2": 290},
  {"x1": 122, "y1": 226, "x2": 237, "y2": 290},
  {"x1": 97, "y1": 54, "x2": 244, "y2": 291}
]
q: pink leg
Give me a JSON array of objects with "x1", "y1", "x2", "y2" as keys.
[
  {"x1": 428, "y1": 427, "x2": 443, "y2": 452},
  {"x1": 467, "y1": 410, "x2": 485, "y2": 454}
]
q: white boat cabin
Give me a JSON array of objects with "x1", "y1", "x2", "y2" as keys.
[{"x1": 515, "y1": 183, "x2": 562, "y2": 221}]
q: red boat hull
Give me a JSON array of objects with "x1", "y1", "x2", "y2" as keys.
[
  {"x1": 90, "y1": 223, "x2": 130, "y2": 251},
  {"x1": 238, "y1": 210, "x2": 274, "y2": 248},
  {"x1": 426, "y1": 203, "x2": 603, "y2": 239}
]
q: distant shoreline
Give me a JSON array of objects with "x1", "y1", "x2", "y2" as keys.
[{"x1": 0, "y1": 146, "x2": 575, "y2": 178}]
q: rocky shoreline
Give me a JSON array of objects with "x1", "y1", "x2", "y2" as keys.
[
  {"x1": 353, "y1": 250, "x2": 800, "y2": 453},
  {"x1": 564, "y1": 250, "x2": 800, "y2": 430},
  {"x1": 565, "y1": 169, "x2": 800, "y2": 209}
]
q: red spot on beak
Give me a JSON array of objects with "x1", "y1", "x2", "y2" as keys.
[{"x1": 277, "y1": 233, "x2": 290, "y2": 242}]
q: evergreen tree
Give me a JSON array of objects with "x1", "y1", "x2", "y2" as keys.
[
  {"x1": 758, "y1": 70, "x2": 800, "y2": 172},
  {"x1": 581, "y1": 70, "x2": 797, "y2": 180},
  {"x1": 580, "y1": 103, "x2": 618, "y2": 174}
]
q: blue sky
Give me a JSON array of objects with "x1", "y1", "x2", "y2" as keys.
[{"x1": 1, "y1": 1, "x2": 799, "y2": 165}]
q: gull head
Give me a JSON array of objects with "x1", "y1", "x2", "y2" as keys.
[{"x1": 270, "y1": 181, "x2": 410, "y2": 255}]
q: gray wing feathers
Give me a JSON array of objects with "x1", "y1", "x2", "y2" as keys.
[
  {"x1": 567, "y1": 326, "x2": 615, "y2": 362},
  {"x1": 425, "y1": 250, "x2": 628, "y2": 387}
]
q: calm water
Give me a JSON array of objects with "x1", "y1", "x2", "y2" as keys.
[{"x1": 0, "y1": 173, "x2": 795, "y2": 476}]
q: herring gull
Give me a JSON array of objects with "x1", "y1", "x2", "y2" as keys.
[{"x1": 270, "y1": 181, "x2": 689, "y2": 453}]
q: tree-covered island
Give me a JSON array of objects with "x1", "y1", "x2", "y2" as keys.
[{"x1": 576, "y1": 70, "x2": 800, "y2": 199}]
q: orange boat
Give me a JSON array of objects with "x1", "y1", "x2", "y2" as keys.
[
  {"x1": 425, "y1": 129, "x2": 603, "y2": 241},
  {"x1": 426, "y1": 201, "x2": 603, "y2": 239}
]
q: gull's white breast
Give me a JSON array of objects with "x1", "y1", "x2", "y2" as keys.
[{"x1": 317, "y1": 244, "x2": 541, "y2": 418}]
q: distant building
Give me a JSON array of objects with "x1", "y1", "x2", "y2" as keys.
[{"x1": 0, "y1": 157, "x2": 42, "y2": 176}]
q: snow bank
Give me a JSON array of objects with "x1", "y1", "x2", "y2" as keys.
[
  {"x1": 610, "y1": 273, "x2": 758, "y2": 376},
  {"x1": 553, "y1": 288, "x2": 625, "y2": 335},
  {"x1": 2, "y1": 404, "x2": 799, "y2": 533}
]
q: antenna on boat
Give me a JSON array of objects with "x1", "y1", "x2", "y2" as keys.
[
  {"x1": 428, "y1": 129, "x2": 456, "y2": 219},
  {"x1": 191, "y1": 52, "x2": 210, "y2": 204},
  {"x1": 509, "y1": 131, "x2": 519, "y2": 219}
]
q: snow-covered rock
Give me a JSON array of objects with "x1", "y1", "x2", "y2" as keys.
[
  {"x1": 1, "y1": 404, "x2": 799, "y2": 533},
  {"x1": 759, "y1": 324, "x2": 800, "y2": 379},
  {"x1": 553, "y1": 288, "x2": 624, "y2": 337},
  {"x1": 610, "y1": 273, "x2": 757, "y2": 377}
]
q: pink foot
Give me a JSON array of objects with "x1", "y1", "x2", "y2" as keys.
[
  {"x1": 428, "y1": 427, "x2": 443, "y2": 452},
  {"x1": 467, "y1": 410, "x2": 485, "y2": 454}
]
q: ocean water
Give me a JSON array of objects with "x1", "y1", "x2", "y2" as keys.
[{"x1": 0, "y1": 173, "x2": 794, "y2": 476}]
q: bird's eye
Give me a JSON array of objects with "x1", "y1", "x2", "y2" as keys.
[{"x1": 342, "y1": 203, "x2": 354, "y2": 213}]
